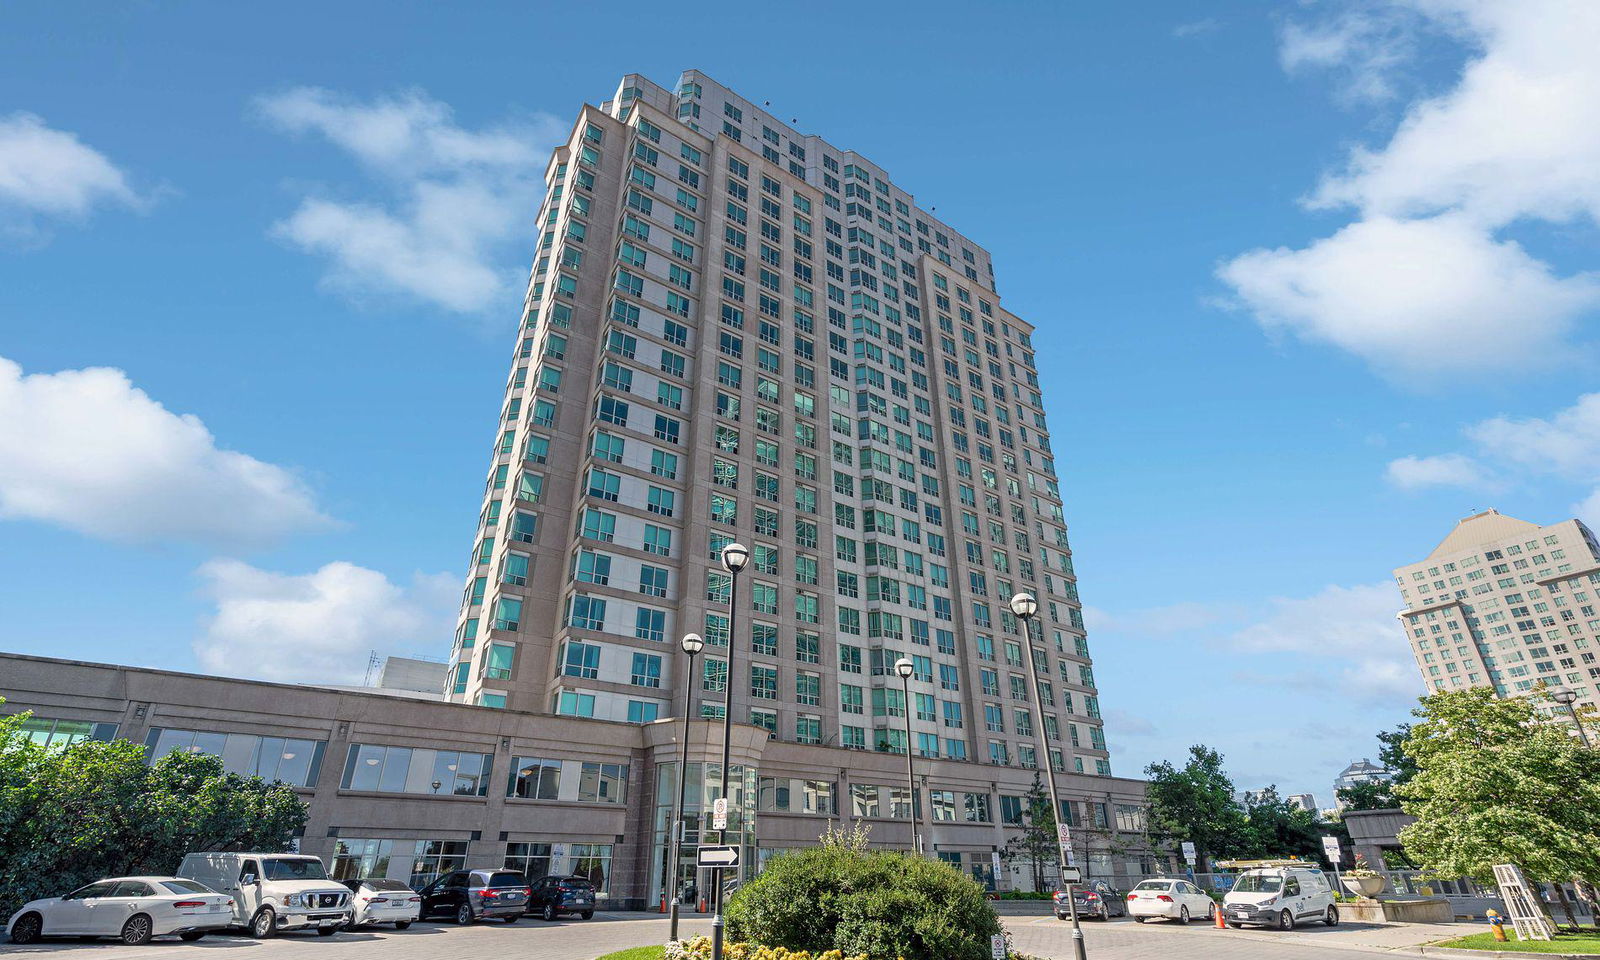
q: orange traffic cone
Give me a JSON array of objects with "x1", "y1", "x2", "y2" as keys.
[{"x1": 1213, "y1": 903, "x2": 1226, "y2": 929}]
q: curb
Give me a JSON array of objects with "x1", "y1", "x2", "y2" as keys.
[{"x1": 1400, "y1": 949, "x2": 1598, "y2": 960}]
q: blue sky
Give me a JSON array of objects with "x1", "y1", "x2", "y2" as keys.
[{"x1": 3, "y1": 1, "x2": 1598, "y2": 800}]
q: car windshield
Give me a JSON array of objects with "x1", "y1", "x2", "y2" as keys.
[
  {"x1": 362, "y1": 879, "x2": 412, "y2": 892},
  {"x1": 1132, "y1": 881, "x2": 1172, "y2": 892},
  {"x1": 1234, "y1": 875, "x2": 1282, "y2": 893},
  {"x1": 262, "y1": 859, "x2": 329, "y2": 881},
  {"x1": 160, "y1": 880, "x2": 214, "y2": 895}
]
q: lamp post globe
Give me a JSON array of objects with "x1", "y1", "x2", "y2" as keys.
[
  {"x1": 895, "y1": 657, "x2": 914, "y2": 679},
  {"x1": 1009, "y1": 592, "x2": 1039, "y2": 620},
  {"x1": 1551, "y1": 685, "x2": 1577, "y2": 706},
  {"x1": 721, "y1": 542, "x2": 750, "y2": 573},
  {"x1": 681, "y1": 632, "x2": 705, "y2": 655}
]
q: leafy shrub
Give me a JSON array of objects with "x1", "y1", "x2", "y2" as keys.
[
  {"x1": 724, "y1": 824, "x2": 1006, "y2": 960},
  {"x1": 666, "y1": 937, "x2": 864, "y2": 960}
]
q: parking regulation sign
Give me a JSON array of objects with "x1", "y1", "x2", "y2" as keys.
[{"x1": 712, "y1": 796, "x2": 729, "y2": 830}]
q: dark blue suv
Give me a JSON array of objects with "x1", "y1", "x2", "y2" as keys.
[{"x1": 527, "y1": 876, "x2": 596, "y2": 921}]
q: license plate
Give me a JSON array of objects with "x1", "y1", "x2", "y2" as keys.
[{"x1": 1234, "y1": 911, "x2": 1250, "y2": 917}]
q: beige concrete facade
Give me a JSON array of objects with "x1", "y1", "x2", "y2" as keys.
[
  {"x1": 1393, "y1": 509, "x2": 1600, "y2": 713},
  {"x1": 445, "y1": 69, "x2": 1114, "y2": 819},
  {"x1": 1, "y1": 652, "x2": 1156, "y2": 908}
]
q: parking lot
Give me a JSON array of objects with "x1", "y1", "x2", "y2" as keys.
[{"x1": 0, "y1": 909, "x2": 1472, "y2": 960}]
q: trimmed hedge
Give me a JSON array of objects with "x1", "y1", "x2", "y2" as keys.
[{"x1": 724, "y1": 840, "x2": 1005, "y2": 960}]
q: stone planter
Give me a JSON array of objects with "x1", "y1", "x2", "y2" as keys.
[{"x1": 1343, "y1": 875, "x2": 1387, "y2": 897}]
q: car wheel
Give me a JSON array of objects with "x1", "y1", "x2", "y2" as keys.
[
  {"x1": 503, "y1": 914, "x2": 518, "y2": 925},
  {"x1": 9, "y1": 912, "x2": 44, "y2": 945},
  {"x1": 179, "y1": 931, "x2": 206, "y2": 942},
  {"x1": 542, "y1": 903, "x2": 557, "y2": 922},
  {"x1": 394, "y1": 921, "x2": 412, "y2": 930},
  {"x1": 1134, "y1": 916, "x2": 1146, "y2": 923},
  {"x1": 1325, "y1": 905, "x2": 1339, "y2": 927},
  {"x1": 455, "y1": 903, "x2": 474, "y2": 926},
  {"x1": 1228, "y1": 922, "x2": 1242, "y2": 929},
  {"x1": 1279, "y1": 909, "x2": 1295, "y2": 931},
  {"x1": 579, "y1": 910, "x2": 593, "y2": 921},
  {"x1": 1095, "y1": 905, "x2": 1107, "y2": 921},
  {"x1": 121, "y1": 914, "x2": 154, "y2": 946},
  {"x1": 250, "y1": 908, "x2": 277, "y2": 939},
  {"x1": 1178, "y1": 906, "x2": 1190, "y2": 925},
  {"x1": 316, "y1": 926, "x2": 339, "y2": 937}
]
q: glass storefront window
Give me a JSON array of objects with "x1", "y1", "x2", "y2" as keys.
[
  {"x1": 144, "y1": 727, "x2": 322, "y2": 787},
  {"x1": 339, "y1": 744, "x2": 492, "y2": 796}
]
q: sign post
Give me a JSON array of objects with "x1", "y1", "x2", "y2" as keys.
[
  {"x1": 1181, "y1": 841, "x2": 1197, "y2": 882},
  {"x1": 1321, "y1": 836, "x2": 1343, "y2": 896}
]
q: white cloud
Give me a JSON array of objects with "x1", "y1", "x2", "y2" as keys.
[
  {"x1": 1385, "y1": 452, "x2": 1488, "y2": 489},
  {"x1": 1279, "y1": 7, "x2": 1421, "y2": 103},
  {"x1": 1397, "y1": 391, "x2": 1600, "y2": 519},
  {"x1": 1466, "y1": 392, "x2": 1600, "y2": 479},
  {"x1": 1223, "y1": 0, "x2": 1600, "y2": 379},
  {"x1": 1221, "y1": 214, "x2": 1600, "y2": 380},
  {"x1": 195, "y1": 559, "x2": 457, "y2": 685},
  {"x1": 0, "y1": 112, "x2": 142, "y2": 240},
  {"x1": 257, "y1": 87, "x2": 563, "y2": 314},
  {"x1": 0, "y1": 355, "x2": 329, "y2": 547},
  {"x1": 1173, "y1": 18, "x2": 1220, "y2": 39}
]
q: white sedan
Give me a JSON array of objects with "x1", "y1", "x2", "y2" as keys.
[
  {"x1": 1126, "y1": 878, "x2": 1217, "y2": 924},
  {"x1": 7, "y1": 876, "x2": 234, "y2": 945},
  {"x1": 341, "y1": 878, "x2": 422, "y2": 928}
]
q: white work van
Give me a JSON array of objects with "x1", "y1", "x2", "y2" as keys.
[
  {"x1": 176, "y1": 853, "x2": 352, "y2": 938},
  {"x1": 1221, "y1": 861, "x2": 1338, "y2": 930}
]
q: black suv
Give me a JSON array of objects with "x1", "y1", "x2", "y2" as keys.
[
  {"x1": 527, "y1": 875, "x2": 596, "y2": 921},
  {"x1": 418, "y1": 870, "x2": 530, "y2": 925}
]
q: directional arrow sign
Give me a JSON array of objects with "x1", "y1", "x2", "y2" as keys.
[{"x1": 697, "y1": 845, "x2": 741, "y2": 868}]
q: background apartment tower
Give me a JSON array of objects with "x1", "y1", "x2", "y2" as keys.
[
  {"x1": 1394, "y1": 509, "x2": 1600, "y2": 715},
  {"x1": 445, "y1": 70, "x2": 1111, "y2": 780}
]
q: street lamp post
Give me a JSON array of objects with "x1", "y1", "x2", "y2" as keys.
[
  {"x1": 1010, "y1": 592, "x2": 1088, "y2": 960},
  {"x1": 895, "y1": 657, "x2": 920, "y2": 856},
  {"x1": 1550, "y1": 686, "x2": 1593, "y2": 748},
  {"x1": 711, "y1": 542, "x2": 749, "y2": 960},
  {"x1": 668, "y1": 632, "x2": 704, "y2": 942}
]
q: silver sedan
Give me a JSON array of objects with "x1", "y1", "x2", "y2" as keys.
[{"x1": 7, "y1": 877, "x2": 234, "y2": 945}]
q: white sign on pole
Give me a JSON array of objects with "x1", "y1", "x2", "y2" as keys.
[
  {"x1": 1321, "y1": 836, "x2": 1342, "y2": 865},
  {"x1": 1060, "y1": 865, "x2": 1082, "y2": 884},
  {"x1": 1056, "y1": 822, "x2": 1072, "y2": 842},
  {"x1": 990, "y1": 933, "x2": 1007, "y2": 959},
  {"x1": 1180, "y1": 841, "x2": 1197, "y2": 865},
  {"x1": 990, "y1": 851, "x2": 1002, "y2": 880},
  {"x1": 712, "y1": 796, "x2": 729, "y2": 830},
  {"x1": 1058, "y1": 841, "x2": 1077, "y2": 870},
  {"x1": 696, "y1": 845, "x2": 741, "y2": 868}
]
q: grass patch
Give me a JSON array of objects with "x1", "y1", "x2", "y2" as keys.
[
  {"x1": 594, "y1": 948, "x2": 665, "y2": 960},
  {"x1": 1432, "y1": 930, "x2": 1600, "y2": 953}
]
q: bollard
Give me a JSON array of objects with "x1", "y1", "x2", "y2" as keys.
[{"x1": 1486, "y1": 909, "x2": 1507, "y2": 942}]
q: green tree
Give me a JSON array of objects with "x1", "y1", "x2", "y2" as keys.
[
  {"x1": 1240, "y1": 786, "x2": 1325, "y2": 861},
  {"x1": 0, "y1": 705, "x2": 309, "y2": 918},
  {"x1": 998, "y1": 772, "x2": 1057, "y2": 892},
  {"x1": 1396, "y1": 688, "x2": 1600, "y2": 899},
  {"x1": 1145, "y1": 745, "x2": 1249, "y2": 869}
]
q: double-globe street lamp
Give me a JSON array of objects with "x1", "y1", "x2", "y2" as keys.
[
  {"x1": 895, "y1": 656, "x2": 920, "y2": 856},
  {"x1": 1550, "y1": 685, "x2": 1593, "y2": 748},
  {"x1": 1010, "y1": 591, "x2": 1089, "y2": 960},
  {"x1": 667, "y1": 632, "x2": 704, "y2": 942},
  {"x1": 710, "y1": 541, "x2": 749, "y2": 960}
]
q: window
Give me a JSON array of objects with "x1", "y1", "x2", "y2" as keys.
[
  {"x1": 340, "y1": 744, "x2": 492, "y2": 796},
  {"x1": 631, "y1": 652, "x2": 662, "y2": 687},
  {"x1": 143, "y1": 727, "x2": 318, "y2": 786},
  {"x1": 562, "y1": 641, "x2": 601, "y2": 678},
  {"x1": 508, "y1": 758, "x2": 562, "y2": 800},
  {"x1": 577, "y1": 762, "x2": 628, "y2": 803}
]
